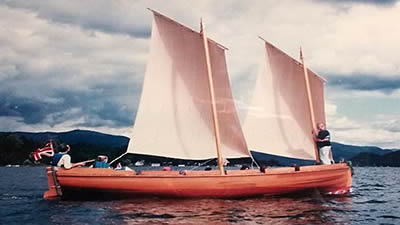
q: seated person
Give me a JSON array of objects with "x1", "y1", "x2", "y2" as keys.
[
  {"x1": 204, "y1": 166, "x2": 212, "y2": 171},
  {"x1": 93, "y1": 155, "x2": 111, "y2": 168},
  {"x1": 51, "y1": 149, "x2": 86, "y2": 169},
  {"x1": 240, "y1": 165, "x2": 249, "y2": 170},
  {"x1": 115, "y1": 160, "x2": 133, "y2": 171}
]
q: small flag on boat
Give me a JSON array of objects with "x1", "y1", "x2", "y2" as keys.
[{"x1": 32, "y1": 141, "x2": 54, "y2": 161}]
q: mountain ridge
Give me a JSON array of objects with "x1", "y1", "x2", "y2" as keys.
[{"x1": 0, "y1": 129, "x2": 398, "y2": 166}]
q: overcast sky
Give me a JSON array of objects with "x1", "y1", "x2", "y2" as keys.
[{"x1": 1, "y1": 0, "x2": 399, "y2": 149}]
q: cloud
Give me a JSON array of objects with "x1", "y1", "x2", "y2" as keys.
[
  {"x1": 194, "y1": 0, "x2": 400, "y2": 95},
  {"x1": 327, "y1": 74, "x2": 400, "y2": 94},
  {"x1": 0, "y1": 80, "x2": 141, "y2": 128},
  {"x1": 1, "y1": 1, "x2": 399, "y2": 149},
  {"x1": 1, "y1": 0, "x2": 152, "y2": 38},
  {"x1": 308, "y1": 3, "x2": 400, "y2": 79},
  {"x1": 325, "y1": 102, "x2": 361, "y2": 130},
  {"x1": 333, "y1": 125, "x2": 400, "y2": 148},
  {"x1": 0, "y1": 115, "x2": 132, "y2": 137},
  {"x1": 373, "y1": 115, "x2": 400, "y2": 133},
  {"x1": 316, "y1": 0, "x2": 398, "y2": 7},
  {"x1": 326, "y1": 101, "x2": 400, "y2": 148},
  {"x1": 0, "y1": 5, "x2": 145, "y2": 129}
]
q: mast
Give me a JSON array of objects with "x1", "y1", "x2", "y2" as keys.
[
  {"x1": 300, "y1": 47, "x2": 320, "y2": 163},
  {"x1": 201, "y1": 20, "x2": 225, "y2": 174}
]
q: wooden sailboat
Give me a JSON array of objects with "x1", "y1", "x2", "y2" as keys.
[{"x1": 44, "y1": 10, "x2": 352, "y2": 200}]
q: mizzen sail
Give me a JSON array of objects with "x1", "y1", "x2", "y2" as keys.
[
  {"x1": 242, "y1": 40, "x2": 326, "y2": 160},
  {"x1": 127, "y1": 11, "x2": 248, "y2": 159}
]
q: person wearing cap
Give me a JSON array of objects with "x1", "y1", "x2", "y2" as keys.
[{"x1": 92, "y1": 155, "x2": 111, "y2": 168}]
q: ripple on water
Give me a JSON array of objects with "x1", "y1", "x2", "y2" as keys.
[
  {"x1": 2, "y1": 166, "x2": 400, "y2": 225},
  {"x1": 121, "y1": 212, "x2": 175, "y2": 219},
  {"x1": 359, "y1": 183, "x2": 385, "y2": 188},
  {"x1": 355, "y1": 199, "x2": 387, "y2": 204}
]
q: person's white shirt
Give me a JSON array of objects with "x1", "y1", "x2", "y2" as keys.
[{"x1": 57, "y1": 154, "x2": 72, "y2": 169}]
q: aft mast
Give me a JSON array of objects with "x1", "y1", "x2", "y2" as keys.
[
  {"x1": 201, "y1": 20, "x2": 225, "y2": 175},
  {"x1": 300, "y1": 48, "x2": 320, "y2": 163}
]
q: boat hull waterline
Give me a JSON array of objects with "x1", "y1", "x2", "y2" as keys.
[{"x1": 44, "y1": 163, "x2": 352, "y2": 199}]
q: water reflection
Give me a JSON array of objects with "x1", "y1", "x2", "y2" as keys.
[
  {"x1": 107, "y1": 193, "x2": 353, "y2": 225},
  {"x1": 10, "y1": 167, "x2": 400, "y2": 225}
]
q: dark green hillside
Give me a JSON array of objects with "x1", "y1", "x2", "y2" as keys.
[
  {"x1": 332, "y1": 142, "x2": 390, "y2": 160},
  {"x1": 377, "y1": 151, "x2": 400, "y2": 167},
  {"x1": 12, "y1": 129, "x2": 129, "y2": 148},
  {"x1": 349, "y1": 152, "x2": 381, "y2": 166},
  {"x1": 349, "y1": 151, "x2": 400, "y2": 167},
  {"x1": 0, "y1": 131, "x2": 126, "y2": 166},
  {"x1": 0, "y1": 133, "x2": 39, "y2": 165},
  {"x1": 0, "y1": 130, "x2": 398, "y2": 167}
]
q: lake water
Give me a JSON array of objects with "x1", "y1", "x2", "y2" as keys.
[{"x1": 1, "y1": 166, "x2": 399, "y2": 225}]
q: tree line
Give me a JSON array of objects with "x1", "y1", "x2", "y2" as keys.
[{"x1": 0, "y1": 133, "x2": 125, "y2": 166}]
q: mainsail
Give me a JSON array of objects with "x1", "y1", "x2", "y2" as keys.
[
  {"x1": 127, "y1": 11, "x2": 249, "y2": 160},
  {"x1": 242, "y1": 40, "x2": 326, "y2": 160}
]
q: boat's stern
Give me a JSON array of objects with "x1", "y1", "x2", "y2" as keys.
[{"x1": 43, "y1": 166, "x2": 62, "y2": 199}]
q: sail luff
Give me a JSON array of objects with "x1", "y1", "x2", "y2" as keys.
[
  {"x1": 300, "y1": 47, "x2": 320, "y2": 163},
  {"x1": 201, "y1": 21, "x2": 225, "y2": 175}
]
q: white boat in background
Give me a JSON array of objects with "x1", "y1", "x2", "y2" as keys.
[
  {"x1": 6, "y1": 164, "x2": 20, "y2": 167},
  {"x1": 134, "y1": 160, "x2": 145, "y2": 166}
]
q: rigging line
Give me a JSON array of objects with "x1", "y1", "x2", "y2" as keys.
[
  {"x1": 109, "y1": 152, "x2": 128, "y2": 165},
  {"x1": 188, "y1": 158, "x2": 216, "y2": 171},
  {"x1": 250, "y1": 156, "x2": 260, "y2": 169}
]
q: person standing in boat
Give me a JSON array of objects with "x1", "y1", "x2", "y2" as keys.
[{"x1": 314, "y1": 122, "x2": 335, "y2": 165}]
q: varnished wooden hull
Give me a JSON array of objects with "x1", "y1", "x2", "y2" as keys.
[{"x1": 44, "y1": 163, "x2": 352, "y2": 199}]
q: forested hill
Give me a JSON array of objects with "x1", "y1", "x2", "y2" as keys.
[
  {"x1": 0, "y1": 130, "x2": 128, "y2": 166},
  {"x1": 0, "y1": 130, "x2": 398, "y2": 166},
  {"x1": 11, "y1": 130, "x2": 129, "y2": 148}
]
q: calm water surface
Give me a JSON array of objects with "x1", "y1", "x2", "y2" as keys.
[{"x1": 1, "y1": 166, "x2": 399, "y2": 225}]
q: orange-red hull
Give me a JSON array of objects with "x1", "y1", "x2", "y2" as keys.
[{"x1": 44, "y1": 163, "x2": 352, "y2": 199}]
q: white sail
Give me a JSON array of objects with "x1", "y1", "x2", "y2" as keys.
[
  {"x1": 127, "y1": 12, "x2": 248, "y2": 160},
  {"x1": 242, "y1": 41, "x2": 326, "y2": 160},
  {"x1": 309, "y1": 69, "x2": 326, "y2": 126}
]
